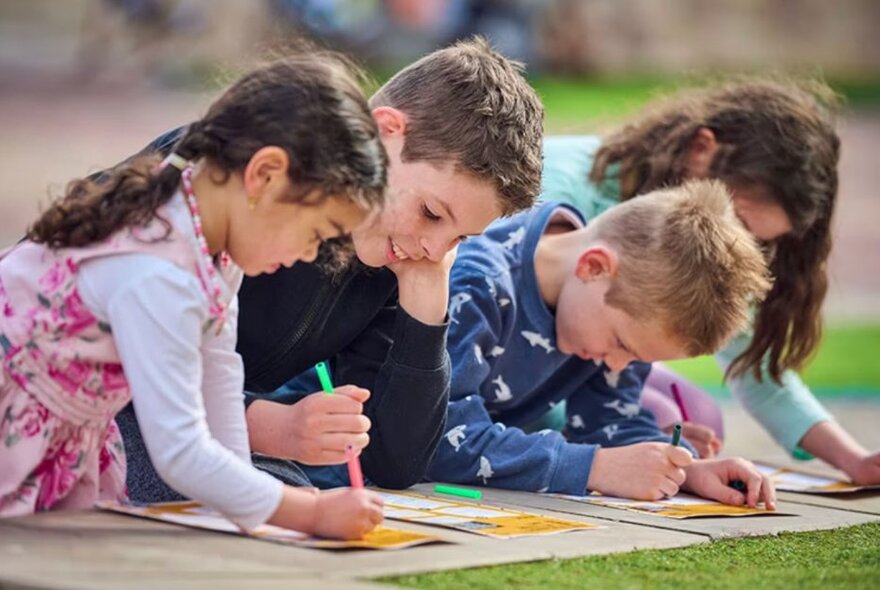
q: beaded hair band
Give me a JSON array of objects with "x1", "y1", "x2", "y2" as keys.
[{"x1": 160, "y1": 152, "x2": 190, "y2": 172}]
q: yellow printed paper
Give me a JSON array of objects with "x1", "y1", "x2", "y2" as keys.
[
  {"x1": 98, "y1": 501, "x2": 440, "y2": 550},
  {"x1": 377, "y1": 490, "x2": 598, "y2": 538},
  {"x1": 550, "y1": 492, "x2": 780, "y2": 519},
  {"x1": 755, "y1": 463, "x2": 880, "y2": 494}
]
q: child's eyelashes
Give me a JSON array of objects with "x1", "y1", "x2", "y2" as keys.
[{"x1": 422, "y1": 203, "x2": 442, "y2": 221}]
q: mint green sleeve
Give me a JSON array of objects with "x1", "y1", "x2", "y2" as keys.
[
  {"x1": 539, "y1": 136, "x2": 620, "y2": 220},
  {"x1": 715, "y1": 330, "x2": 833, "y2": 455}
]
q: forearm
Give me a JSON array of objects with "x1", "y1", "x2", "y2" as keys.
[
  {"x1": 359, "y1": 309, "x2": 451, "y2": 488},
  {"x1": 395, "y1": 268, "x2": 449, "y2": 325},
  {"x1": 799, "y1": 420, "x2": 869, "y2": 475},
  {"x1": 428, "y1": 396, "x2": 597, "y2": 494},
  {"x1": 246, "y1": 399, "x2": 295, "y2": 458}
]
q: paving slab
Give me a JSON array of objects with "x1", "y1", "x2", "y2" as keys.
[
  {"x1": 420, "y1": 483, "x2": 880, "y2": 540},
  {"x1": 0, "y1": 499, "x2": 706, "y2": 588}
]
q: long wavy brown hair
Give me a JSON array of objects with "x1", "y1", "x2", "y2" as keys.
[
  {"x1": 28, "y1": 52, "x2": 387, "y2": 254},
  {"x1": 590, "y1": 79, "x2": 841, "y2": 383}
]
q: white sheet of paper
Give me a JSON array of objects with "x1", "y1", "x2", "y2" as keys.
[
  {"x1": 377, "y1": 492, "x2": 455, "y2": 510},
  {"x1": 435, "y1": 506, "x2": 513, "y2": 518}
]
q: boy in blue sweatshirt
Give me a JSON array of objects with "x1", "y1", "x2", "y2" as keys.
[{"x1": 429, "y1": 180, "x2": 777, "y2": 507}]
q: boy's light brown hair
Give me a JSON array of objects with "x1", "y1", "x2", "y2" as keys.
[
  {"x1": 591, "y1": 179, "x2": 772, "y2": 356},
  {"x1": 370, "y1": 36, "x2": 544, "y2": 215}
]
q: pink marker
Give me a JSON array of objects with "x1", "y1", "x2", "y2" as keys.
[
  {"x1": 671, "y1": 383, "x2": 691, "y2": 422},
  {"x1": 346, "y1": 444, "x2": 364, "y2": 488}
]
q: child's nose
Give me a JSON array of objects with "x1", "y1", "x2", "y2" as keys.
[
  {"x1": 420, "y1": 236, "x2": 448, "y2": 263},
  {"x1": 605, "y1": 355, "x2": 630, "y2": 373},
  {"x1": 297, "y1": 243, "x2": 320, "y2": 265}
]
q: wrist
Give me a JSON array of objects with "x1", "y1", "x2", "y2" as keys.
[
  {"x1": 586, "y1": 448, "x2": 607, "y2": 493},
  {"x1": 839, "y1": 448, "x2": 870, "y2": 478},
  {"x1": 271, "y1": 486, "x2": 320, "y2": 532},
  {"x1": 800, "y1": 421, "x2": 868, "y2": 475},
  {"x1": 247, "y1": 399, "x2": 298, "y2": 458},
  {"x1": 679, "y1": 465, "x2": 697, "y2": 493},
  {"x1": 395, "y1": 269, "x2": 450, "y2": 325}
]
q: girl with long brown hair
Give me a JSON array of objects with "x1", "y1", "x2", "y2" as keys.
[
  {"x1": 0, "y1": 53, "x2": 388, "y2": 538},
  {"x1": 540, "y1": 78, "x2": 879, "y2": 485}
]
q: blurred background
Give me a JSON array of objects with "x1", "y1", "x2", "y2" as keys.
[{"x1": 0, "y1": 0, "x2": 878, "y2": 395}]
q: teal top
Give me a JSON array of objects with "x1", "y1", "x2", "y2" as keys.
[{"x1": 540, "y1": 135, "x2": 833, "y2": 456}]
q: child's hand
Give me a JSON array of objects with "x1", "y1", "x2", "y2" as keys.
[
  {"x1": 587, "y1": 442, "x2": 693, "y2": 500},
  {"x1": 312, "y1": 488, "x2": 385, "y2": 540},
  {"x1": 247, "y1": 386, "x2": 371, "y2": 464},
  {"x1": 682, "y1": 458, "x2": 777, "y2": 510},
  {"x1": 389, "y1": 246, "x2": 458, "y2": 325},
  {"x1": 847, "y1": 451, "x2": 880, "y2": 485},
  {"x1": 663, "y1": 422, "x2": 722, "y2": 458},
  {"x1": 269, "y1": 486, "x2": 384, "y2": 540}
]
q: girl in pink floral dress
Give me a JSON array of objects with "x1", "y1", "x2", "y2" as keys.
[{"x1": 0, "y1": 54, "x2": 387, "y2": 539}]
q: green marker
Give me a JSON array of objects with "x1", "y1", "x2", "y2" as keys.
[
  {"x1": 434, "y1": 485, "x2": 482, "y2": 500},
  {"x1": 670, "y1": 423, "x2": 682, "y2": 447},
  {"x1": 315, "y1": 361, "x2": 334, "y2": 394}
]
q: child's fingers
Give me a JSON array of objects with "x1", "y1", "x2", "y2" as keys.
[
  {"x1": 706, "y1": 477, "x2": 746, "y2": 506},
  {"x1": 745, "y1": 472, "x2": 775, "y2": 509},
  {"x1": 760, "y1": 474, "x2": 777, "y2": 510},
  {"x1": 669, "y1": 467, "x2": 687, "y2": 487},
  {"x1": 659, "y1": 477, "x2": 681, "y2": 499},
  {"x1": 321, "y1": 393, "x2": 365, "y2": 415},
  {"x1": 333, "y1": 385, "x2": 371, "y2": 403},
  {"x1": 689, "y1": 439, "x2": 714, "y2": 459},
  {"x1": 323, "y1": 413, "x2": 371, "y2": 435},
  {"x1": 682, "y1": 423, "x2": 715, "y2": 443},
  {"x1": 366, "y1": 490, "x2": 384, "y2": 506},
  {"x1": 742, "y1": 470, "x2": 766, "y2": 507},
  {"x1": 368, "y1": 505, "x2": 384, "y2": 526},
  {"x1": 322, "y1": 432, "x2": 370, "y2": 454},
  {"x1": 665, "y1": 446, "x2": 694, "y2": 467}
]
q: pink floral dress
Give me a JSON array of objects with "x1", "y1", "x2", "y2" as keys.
[{"x1": 0, "y1": 203, "x2": 229, "y2": 516}]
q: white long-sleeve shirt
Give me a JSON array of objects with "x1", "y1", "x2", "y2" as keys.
[{"x1": 77, "y1": 206, "x2": 283, "y2": 531}]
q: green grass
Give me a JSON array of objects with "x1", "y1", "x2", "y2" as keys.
[
  {"x1": 531, "y1": 75, "x2": 880, "y2": 133},
  {"x1": 532, "y1": 77, "x2": 672, "y2": 133},
  {"x1": 383, "y1": 522, "x2": 880, "y2": 590},
  {"x1": 666, "y1": 325, "x2": 880, "y2": 396}
]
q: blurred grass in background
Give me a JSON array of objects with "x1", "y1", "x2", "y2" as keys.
[{"x1": 667, "y1": 326, "x2": 880, "y2": 396}]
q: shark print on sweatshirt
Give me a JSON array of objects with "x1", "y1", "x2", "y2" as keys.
[{"x1": 426, "y1": 202, "x2": 696, "y2": 496}]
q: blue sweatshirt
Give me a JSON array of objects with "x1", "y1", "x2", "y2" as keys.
[{"x1": 427, "y1": 201, "x2": 695, "y2": 495}]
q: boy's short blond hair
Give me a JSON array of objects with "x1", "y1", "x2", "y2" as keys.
[
  {"x1": 591, "y1": 180, "x2": 772, "y2": 356},
  {"x1": 370, "y1": 37, "x2": 544, "y2": 215}
]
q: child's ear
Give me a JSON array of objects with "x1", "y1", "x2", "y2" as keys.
[
  {"x1": 574, "y1": 246, "x2": 618, "y2": 281},
  {"x1": 372, "y1": 106, "x2": 408, "y2": 137},
  {"x1": 685, "y1": 127, "x2": 719, "y2": 179},
  {"x1": 243, "y1": 146, "x2": 289, "y2": 200}
]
